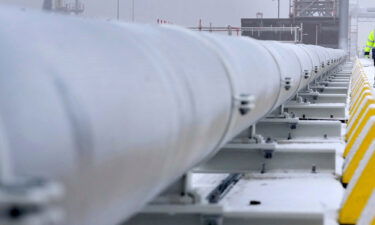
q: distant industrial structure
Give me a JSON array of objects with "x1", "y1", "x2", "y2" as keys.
[
  {"x1": 242, "y1": 0, "x2": 341, "y2": 48},
  {"x1": 291, "y1": 0, "x2": 338, "y2": 17},
  {"x1": 42, "y1": 0, "x2": 84, "y2": 15}
]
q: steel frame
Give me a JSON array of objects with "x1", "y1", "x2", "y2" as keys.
[
  {"x1": 194, "y1": 143, "x2": 336, "y2": 173},
  {"x1": 123, "y1": 63, "x2": 352, "y2": 225}
]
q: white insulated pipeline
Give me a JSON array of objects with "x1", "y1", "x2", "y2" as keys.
[{"x1": 0, "y1": 9, "x2": 346, "y2": 225}]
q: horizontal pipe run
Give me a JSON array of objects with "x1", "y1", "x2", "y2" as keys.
[{"x1": 0, "y1": 7, "x2": 346, "y2": 225}]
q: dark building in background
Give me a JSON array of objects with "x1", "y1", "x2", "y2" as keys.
[
  {"x1": 42, "y1": 0, "x2": 53, "y2": 11},
  {"x1": 241, "y1": 0, "x2": 340, "y2": 48},
  {"x1": 42, "y1": 0, "x2": 84, "y2": 15}
]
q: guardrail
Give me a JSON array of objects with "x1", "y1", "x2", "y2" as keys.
[
  {"x1": 339, "y1": 59, "x2": 375, "y2": 225},
  {"x1": 188, "y1": 26, "x2": 302, "y2": 42}
]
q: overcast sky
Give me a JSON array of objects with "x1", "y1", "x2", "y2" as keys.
[
  {"x1": 0, "y1": 0, "x2": 291, "y2": 27},
  {"x1": 0, "y1": 0, "x2": 374, "y2": 27}
]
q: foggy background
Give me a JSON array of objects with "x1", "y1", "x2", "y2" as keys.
[
  {"x1": 0, "y1": 0, "x2": 374, "y2": 27},
  {"x1": 0, "y1": 0, "x2": 314, "y2": 26},
  {"x1": 1, "y1": 0, "x2": 375, "y2": 26},
  {"x1": 1, "y1": 0, "x2": 375, "y2": 53}
]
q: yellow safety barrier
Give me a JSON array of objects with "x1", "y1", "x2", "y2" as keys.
[
  {"x1": 349, "y1": 89, "x2": 373, "y2": 118},
  {"x1": 342, "y1": 116, "x2": 375, "y2": 184},
  {"x1": 340, "y1": 59, "x2": 375, "y2": 224},
  {"x1": 339, "y1": 141, "x2": 375, "y2": 224},
  {"x1": 352, "y1": 80, "x2": 370, "y2": 99},
  {"x1": 357, "y1": 191, "x2": 375, "y2": 225},
  {"x1": 345, "y1": 105, "x2": 375, "y2": 157},
  {"x1": 348, "y1": 89, "x2": 372, "y2": 122},
  {"x1": 351, "y1": 80, "x2": 368, "y2": 98},
  {"x1": 351, "y1": 71, "x2": 361, "y2": 83},
  {"x1": 346, "y1": 96, "x2": 375, "y2": 144},
  {"x1": 347, "y1": 92, "x2": 374, "y2": 133},
  {"x1": 353, "y1": 69, "x2": 368, "y2": 82},
  {"x1": 350, "y1": 71, "x2": 369, "y2": 99},
  {"x1": 351, "y1": 66, "x2": 368, "y2": 89},
  {"x1": 352, "y1": 79, "x2": 369, "y2": 99},
  {"x1": 347, "y1": 92, "x2": 373, "y2": 132},
  {"x1": 347, "y1": 67, "x2": 372, "y2": 128}
]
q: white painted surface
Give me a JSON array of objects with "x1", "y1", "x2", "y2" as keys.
[
  {"x1": 357, "y1": 191, "x2": 375, "y2": 225},
  {"x1": 192, "y1": 173, "x2": 345, "y2": 225},
  {"x1": 0, "y1": 6, "x2": 345, "y2": 225},
  {"x1": 192, "y1": 140, "x2": 346, "y2": 225}
]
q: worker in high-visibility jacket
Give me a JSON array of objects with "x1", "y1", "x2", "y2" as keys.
[{"x1": 364, "y1": 30, "x2": 375, "y2": 65}]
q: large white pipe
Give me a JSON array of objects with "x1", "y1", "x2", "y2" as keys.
[
  {"x1": 260, "y1": 41, "x2": 303, "y2": 107},
  {"x1": 285, "y1": 43, "x2": 314, "y2": 87},
  {"x1": 299, "y1": 44, "x2": 321, "y2": 81},
  {"x1": 0, "y1": 8, "x2": 346, "y2": 225}
]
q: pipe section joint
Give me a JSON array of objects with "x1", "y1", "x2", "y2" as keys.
[
  {"x1": 304, "y1": 70, "x2": 310, "y2": 79},
  {"x1": 234, "y1": 94, "x2": 255, "y2": 116},
  {"x1": 283, "y1": 77, "x2": 293, "y2": 91}
]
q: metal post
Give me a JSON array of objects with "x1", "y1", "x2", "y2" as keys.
[
  {"x1": 339, "y1": 0, "x2": 349, "y2": 51},
  {"x1": 0, "y1": 119, "x2": 12, "y2": 182},
  {"x1": 278, "y1": 0, "x2": 280, "y2": 18},
  {"x1": 132, "y1": 0, "x2": 135, "y2": 22},
  {"x1": 117, "y1": 0, "x2": 120, "y2": 20},
  {"x1": 289, "y1": 0, "x2": 292, "y2": 17}
]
